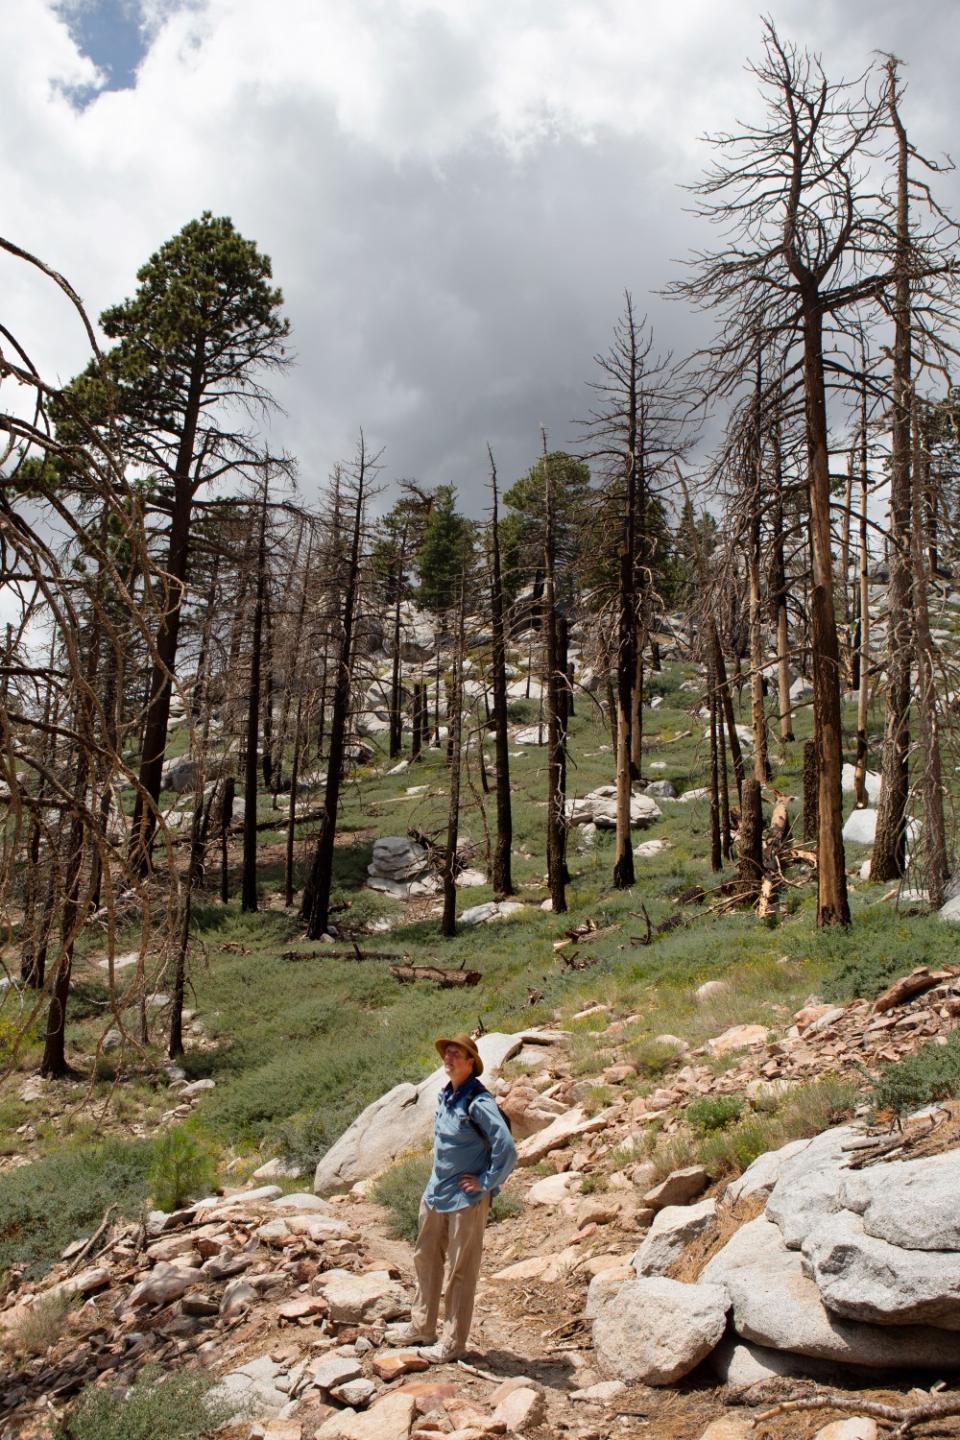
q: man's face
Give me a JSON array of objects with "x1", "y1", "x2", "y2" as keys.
[{"x1": 443, "y1": 1044, "x2": 474, "y2": 1089}]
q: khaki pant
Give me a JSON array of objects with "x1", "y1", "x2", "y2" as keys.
[{"x1": 410, "y1": 1194, "x2": 490, "y2": 1353}]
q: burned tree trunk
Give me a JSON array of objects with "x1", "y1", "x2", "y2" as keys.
[
  {"x1": 770, "y1": 432, "x2": 794, "y2": 743},
  {"x1": 737, "y1": 777, "x2": 764, "y2": 901},
  {"x1": 708, "y1": 674, "x2": 722, "y2": 872},
  {"x1": 712, "y1": 624, "x2": 744, "y2": 803},
  {"x1": 388, "y1": 526, "x2": 407, "y2": 759},
  {"x1": 853, "y1": 395, "x2": 871, "y2": 809},
  {"x1": 285, "y1": 695, "x2": 304, "y2": 908},
  {"x1": 441, "y1": 584, "x2": 466, "y2": 938},
  {"x1": 911, "y1": 404, "x2": 949, "y2": 909},
  {"x1": 802, "y1": 739, "x2": 819, "y2": 845}
]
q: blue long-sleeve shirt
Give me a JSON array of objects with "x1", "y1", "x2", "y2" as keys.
[{"x1": 423, "y1": 1078, "x2": 517, "y2": 1213}]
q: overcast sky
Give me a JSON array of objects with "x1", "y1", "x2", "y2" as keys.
[{"x1": 3, "y1": 0, "x2": 959, "y2": 516}]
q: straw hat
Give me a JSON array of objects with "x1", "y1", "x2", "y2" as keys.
[{"x1": 435, "y1": 1033, "x2": 483, "y2": 1075}]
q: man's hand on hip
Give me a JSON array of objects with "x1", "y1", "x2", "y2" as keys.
[{"x1": 458, "y1": 1175, "x2": 482, "y2": 1194}]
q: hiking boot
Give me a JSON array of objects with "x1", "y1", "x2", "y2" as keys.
[
  {"x1": 383, "y1": 1322, "x2": 435, "y2": 1346},
  {"x1": 418, "y1": 1340, "x2": 464, "y2": 1364}
]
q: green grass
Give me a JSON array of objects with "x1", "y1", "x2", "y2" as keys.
[
  {"x1": 871, "y1": 1030, "x2": 960, "y2": 1114},
  {"x1": 0, "y1": 1137, "x2": 155, "y2": 1279},
  {"x1": 54, "y1": 1366, "x2": 229, "y2": 1440},
  {"x1": 3, "y1": 653, "x2": 951, "y2": 1288}
]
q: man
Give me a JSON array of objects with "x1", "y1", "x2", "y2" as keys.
[{"x1": 385, "y1": 1033, "x2": 517, "y2": 1363}]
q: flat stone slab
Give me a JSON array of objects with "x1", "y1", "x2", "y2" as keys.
[
  {"x1": 632, "y1": 1198, "x2": 717, "y2": 1276},
  {"x1": 643, "y1": 1166, "x2": 709, "y2": 1211},
  {"x1": 313, "y1": 1269, "x2": 407, "y2": 1324},
  {"x1": 515, "y1": 1106, "x2": 615, "y2": 1166}
]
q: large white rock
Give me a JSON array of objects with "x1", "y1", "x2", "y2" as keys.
[
  {"x1": 593, "y1": 1276, "x2": 729, "y2": 1385},
  {"x1": 632, "y1": 1199, "x2": 717, "y2": 1277},
  {"x1": 842, "y1": 809, "x2": 878, "y2": 845},
  {"x1": 802, "y1": 1209, "x2": 960, "y2": 1329},
  {"x1": 459, "y1": 900, "x2": 525, "y2": 926},
  {"x1": 515, "y1": 1105, "x2": 615, "y2": 1166},
  {"x1": 765, "y1": 1126, "x2": 860, "y2": 1249},
  {"x1": 708, "y1": 1333, "x2": 842, "y2": 1386},
  {"x1": 314, "y1": 1031, "x2": 561, "y2": 1194},
  {"x1": 701, "y1": 1214, "x2": 960, "y2": 1369},
  {"x1": 644, "y1": 779, "x2": 677, "y2": 799},
  {"x1": 841, "y1": 763, "x2": 882, "y2": 803},
  {"x1": 584, "y1": 1266, "x2": 632, "y2": 1319},
  {"x1": 566, "y1": 785, "x2": 661, "y2": 830},
  {"x1": 207, "y1": 1354, "x2": 288, "y2": 1420},
  {"x1": 527, "y1": 1172, "x2": 583, "y2": 1207},
  {"x1": 316, "y1": 1391, "x2": 418, "y2": 1440},
  {"x1": 313, "y1": 1268, "x2": 407, "y2": 1324},
  {"x1": 366, "y1": 836, "x2": 441, "y2": 900},
  {"x1": 162, "y1": 757, "x2": 198, "y2": 794},
  {"x1": 939, "y1": 894, "x2": 960, "y2": 923},
  {"x1": 676, "y1": 786, "x2": 709, "y2": 803},
  {"x1": 839, "y1": 1147, "x2": 960, "y2": 1251}
]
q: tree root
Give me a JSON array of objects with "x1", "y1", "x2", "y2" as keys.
[{"x1": 756, "y1": 1390, "x2": 960, "y2": 1437}]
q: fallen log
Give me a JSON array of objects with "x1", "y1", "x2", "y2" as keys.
[
  {"x1": 390, "y1": 964, "x2": 482, "y2": 987},
  {"x1": 281, "y1": 947, "x2": 403, "y2": 963},
  {"x1": 872, "y1": 964, "x2": 959, "y2": 1015}
]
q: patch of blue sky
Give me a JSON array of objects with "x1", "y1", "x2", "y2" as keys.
[{"x1": 54, "y1": 0, "x2": 148, "y2": 94}]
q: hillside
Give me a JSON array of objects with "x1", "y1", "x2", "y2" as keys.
[{"x1": 3, "y1": 640, "x2": 960, "y2": 1440}]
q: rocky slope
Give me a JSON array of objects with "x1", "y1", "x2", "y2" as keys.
[{"x1": 6, "y1": 969, "x2": 960, "y2": 1440}]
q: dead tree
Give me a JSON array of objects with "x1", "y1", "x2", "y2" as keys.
[
  {"x1": 303, "y1": 442, "x2": 373, "y2": 940},
  {"x1": 542, "y1": 442, "x2": 568, "y2": 913},
  {"x1": 487, "y1": 446, "x2": 514, "y2": 896},
  {"x1": 672, "y1": 22, "x2": 898, "y2": 925},
  {"x1": 0, "y1": 234, "x2": 179, "y2": 1078},
  {"x1": 441, "y1": 582, "x2": 466, "y2": 938},
  {"x1": 242, "y1": 481, "x2": 269, "y2": 913},
  {"x1": 911, "y1": 401, "x2": 950, "y2": 907},
  {"x1": 582, "y1": 300, "x2": 686, "y2": 888},
  {"x1": 872, "y1": 60, "x2": 916, "y2": 882}
]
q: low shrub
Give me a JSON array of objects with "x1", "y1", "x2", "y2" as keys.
[
  {"x1": 685, "y1": 1094, "x2": 744, "y2": 1134},
  {"x1": 6, "y1": 1289, "x2": 74, "y2": 1358},
  {"x1": 627, "y1": 1036, "x2": 683, "y2": 1077},
  {"x1": 699, "y1": 1115, "x2": 782, "y2": 1176},
  {"x1": 0, "y1": 1137, "x2": 154, "y2": 1278},
  {"x1": 872, "y1": 1031, "x2": 960, "y2": 1115},
  {"x1": 491, "y1": 1189, "x2": 523, "y2": 1222},
  {"x1": 54, "y1": 1367, "x2": 229, "y2": 1440},
  {"x1": 147, "y1": 1127, "x2": 219, "y2": 1211},
  {"x1": 373, "y1": 1154, "x2": 432, "y2": 1241},
  {"x1": 372, "y1": 1152, "x2": 522, "y2": 1238}
]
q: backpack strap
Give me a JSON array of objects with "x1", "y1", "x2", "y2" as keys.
[{"x1": 463, "y1": 1080, "x2": 493, "y2": 1148}]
